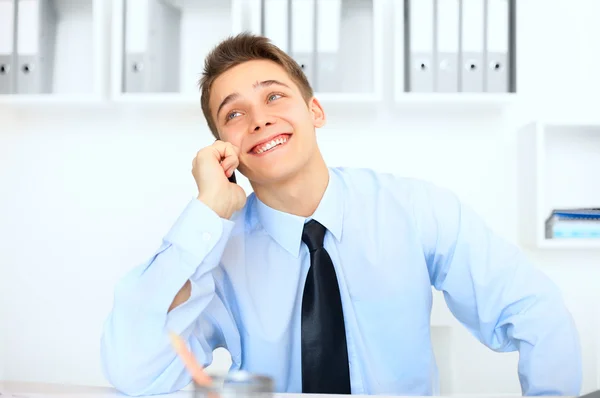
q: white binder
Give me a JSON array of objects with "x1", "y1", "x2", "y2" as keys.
[
  {"x1": 263, "y1": 0, "x2": 290, "y2": 52},
  {"x1": 485, "y1": 0, "x2": 509, "y2": 92},
  {"x1": 15, "y1": 0, "x2": 56, "y2": 94},
  {"x1": 436, "y1": 0, "x2": 460, "y2": 92},
  {"x1": 123, "y1": 0, "x2": 180, "y2": 93},
  {"x1": 290, "y1": 0, "x2": 316, "y2": 87},
  {"x1": 315, "y1": 0, "x2": 341, "y2": 93},
  {"x1": 0, "y1": 0, "x2": 16, "y2": 94},
  {"x1": 460, "y1": 0, "x2": 484, "y2": 92},
  {"x1": 336, "y1": 0, "x2": 373, "y2": 94},
  {"x1": 409, "y1": 0, "x2": 434, "y2": 92}
]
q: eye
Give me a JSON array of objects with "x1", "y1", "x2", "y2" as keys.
[
  {"x1": 267, "y1": 93, "x2": 282, "y2": 102},
  {"x1": 225, "y1": 111, "x2": 242, "y2": 122}
]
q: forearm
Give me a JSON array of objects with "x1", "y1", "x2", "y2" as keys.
[
  {"x1": 101, "y1": 199, "x2": 235, "y2": 395},
  {"x1": 513, "y1": 293, "x2": 582, "y2": 396},
  {"x1": 100, "y1": 244, "x2": 223, "y2": 395},
  {"x1": 169, "y1": 280, "x2": 192, "y2": 312}
]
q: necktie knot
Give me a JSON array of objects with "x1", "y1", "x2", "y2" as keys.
[{"x1": 302, "y1": 219, "x2": 326, "y2": 252}]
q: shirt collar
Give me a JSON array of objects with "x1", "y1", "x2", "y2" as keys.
[{"x1": 254, "y1": 168, "x2": 345, "y2": 257}]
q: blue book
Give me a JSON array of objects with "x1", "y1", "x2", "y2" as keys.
[
  {"x1": 545, "y1": 208, "x2": 600, "y2": 238},
  {"x1": 551, "y1": 208, "x2": 600, "y2": 220}
]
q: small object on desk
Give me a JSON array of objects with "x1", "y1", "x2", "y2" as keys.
[
  {"x1": 578, "y1": 390, "x2": 600, "y2": 398},
  {"x1": 545, "y1": 208, "x2": 600, "y2": 239},
  {"x1": 194, "y1": 371, "x2": 274, "y2": 398}
]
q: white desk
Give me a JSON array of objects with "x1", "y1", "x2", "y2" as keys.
[
  {"x1": 0, "y1": 382, "x2": 554, "y2": 398},
  {"x1": 1, "y1": 382, "x2": 188, "y2": 397}
]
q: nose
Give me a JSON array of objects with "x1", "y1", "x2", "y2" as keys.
[{"x1": 251, "y1": 110, "x2": 276, "y2": 133}]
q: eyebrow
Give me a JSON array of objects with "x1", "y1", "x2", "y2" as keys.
[{"x1": 216, "y1": 80, "x2": 291, "y2": 119}]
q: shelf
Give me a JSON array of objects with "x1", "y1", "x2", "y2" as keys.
[
  {"x1": 111, "y1": 0, "x2": 384, "y2": 102},
  {"x1": 393, "y1": 92, "x2": 519, "y2": 112},
  {"x1": 110, "y1": 91, "x2": 384, "y2": 108},
  {"x1": 0, "y1": 94, "x2": 106, "y2": 107},
  {"x1": 537, "y1": 239, "x2": 600, "y2": 250},
  {"x1": 518, "y1": 121, "x2": 600, "y2": 249},
  {"x1": 111, "y1": 93, "x2": 200, "y2": 105},
  {"x1": 0, "y1": 0, "x2": 524, "y2": 108},
  {"x1": 111, "y1": 0, "x2": 260, "y2": 98},
  {"x1": 264, "y1": 0, "x2": 384, "y2": 99},
  {"x1": 0, "y1": 0, "x2": 107, "y2": 99}
]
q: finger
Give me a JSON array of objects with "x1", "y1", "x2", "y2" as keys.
[
  {"x1": 225, "y1": 142, "x2": 241, "y2": 158},
  {"x1": 212, "y1": 140, "x2": 241, "y2": 159},
  {"x1": 168, "y1": 331, "x2": 212, "y2": 386},
  {"x1": 220, "y1": 156, "x2": 239, "y2": 174}
]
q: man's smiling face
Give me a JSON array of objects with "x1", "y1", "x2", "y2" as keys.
[{"x1": 209, "y1": 59, "x2": 326, "y2": 185}]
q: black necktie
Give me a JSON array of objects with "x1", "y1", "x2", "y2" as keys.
[{"x1": 300, "y1": 219, "x2": 351, "y2": 394}]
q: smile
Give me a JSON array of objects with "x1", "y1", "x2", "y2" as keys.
[{"x1": 251, "y1": 134, "x2": 291, "y2": 155}]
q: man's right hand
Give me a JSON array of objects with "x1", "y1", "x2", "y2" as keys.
[{"x1": 193, "y1": 140, "x2": 247, "y2": 219}]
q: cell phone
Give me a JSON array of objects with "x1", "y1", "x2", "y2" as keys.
[{"x1": 228, "y1": 170, "x2": 237, "y2": 184}]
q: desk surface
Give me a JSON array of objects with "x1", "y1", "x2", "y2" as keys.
[
  {"x1": 1, "y1": 381, "x2": 184, "y2": 397},
  {"x1": 0, "y1": 381, "x2": 556, "y2": 398},
  {"x1": 1, "y1": 381, "x2": 183, "y2": 397}
]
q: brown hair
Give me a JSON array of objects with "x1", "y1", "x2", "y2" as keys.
[{"x1": 199, "y1": 32, "x2": 314, "y2": 139}]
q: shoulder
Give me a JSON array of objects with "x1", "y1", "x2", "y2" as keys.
[{"x1": 330, "y1": 167, "x2": 455, "y2": 205}]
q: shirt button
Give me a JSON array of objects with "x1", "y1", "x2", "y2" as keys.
[{"x1": 202, "y1": 232, "x2": 211, "y2": 241}]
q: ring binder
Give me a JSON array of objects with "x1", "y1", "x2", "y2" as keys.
[
  {"x1": 485, "y1": 0, "x2": 509, "y2": 92},
  {"x1": 460, "y1": 0, "x2": 485, "y2": 92},
  {"x1": 15, "y1": 0, "x2": 57, "y2": 94},
  {"x1": 0, "y1": 0, "x2": 16, "y2": 94},
  {"x1": 123, "y1": 0, "x2": 180, "y2": 93},
  {"x1": 407, "y1": 0, "x2": 435, "y2": 92},
  {"x1": 436, "y1": 0, "x2": 460, "y2": 92}
]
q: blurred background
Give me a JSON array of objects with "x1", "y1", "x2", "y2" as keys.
[{"x1": 1, "y1": 0, "x2": 600, "y2": 395}]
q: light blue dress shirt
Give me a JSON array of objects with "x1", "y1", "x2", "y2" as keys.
[{"x1": 101, "y1": 167, "x2": 582, "y2": 397}]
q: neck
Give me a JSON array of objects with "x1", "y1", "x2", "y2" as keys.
[{"x1": 251, "y1": 152, "x2": 329, "y2": 217}]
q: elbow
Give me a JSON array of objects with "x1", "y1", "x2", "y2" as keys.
[
  {"x1": 100, "y1": 334, "x2": 189, "y2": 397},
  {"x1": 105, "y1": 378, "x2": 167, "y2": 397},
  {"x1": 101, "y1": 355, "x2": 183, "y2": 397},
  {"x1": 100, "y1": 337, "x2": 150, "y2": 396},
  {"x1": 104, "y1": 374, "x2": 153, "y2": 397}
]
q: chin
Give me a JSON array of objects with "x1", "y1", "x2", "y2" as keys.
[{"x1": 247, "y1": 164, "x2": 301, "y2": 186}]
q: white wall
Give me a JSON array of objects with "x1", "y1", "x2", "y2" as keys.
[
  {"x1": 1, "y1": 0, "x2": 600, "y2": 395},
  {"x1": 0, "y1": 212, "x2": 4, "y2": 382}
]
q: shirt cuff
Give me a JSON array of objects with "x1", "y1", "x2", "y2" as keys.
[{"x1": 164, "y1": 198, "x2": 232, "y2": 262}]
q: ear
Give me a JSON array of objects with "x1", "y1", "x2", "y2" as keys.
[{"x1": 308, "y1": 97, "x2": 326, "y2": 128}]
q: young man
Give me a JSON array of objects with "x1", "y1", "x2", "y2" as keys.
[{"x1": 100, "y1": 33, "x2": 582, "y2": 397}]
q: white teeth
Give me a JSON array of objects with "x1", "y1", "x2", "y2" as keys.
[{"x1": 255, "y1": 136, "x2": 288, "y2": 154}]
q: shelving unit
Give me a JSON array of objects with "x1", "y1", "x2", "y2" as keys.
[
  {"x1": 0, "y1": 0, "x2": 525, "y2": 109},
  {"x1": 264, "y1": 0, "x2": 385, "y2": 102},
  {"x1": 518, "y1": 121, "x2": 600, "y2": 249},
  {"x1": 110, "y1": 0, "x2": 261, "y2": 100},
  {"x1": 110, "y1": 0, "x2": 384, "y2": 104},
  {"x1": 393, "y1": 0, "x2": 517, "y2": 101},
  {"x1": 0, "y1": 0, "x2": 108, "y2": 104},
  {"x1": 392, "y1": 92, "x2": 519, "y2": 113}
]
